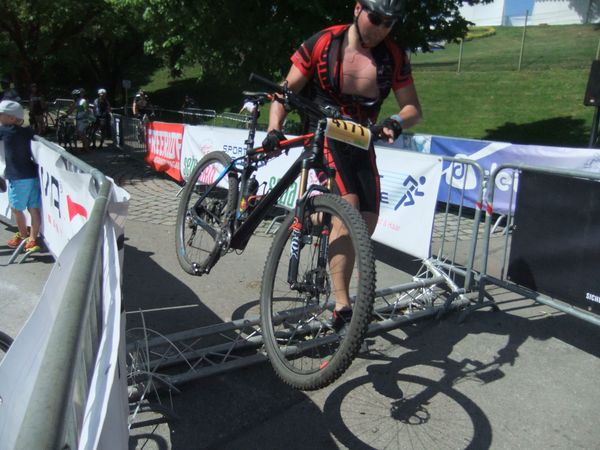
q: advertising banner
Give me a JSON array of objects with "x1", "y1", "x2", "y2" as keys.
[
  {"x1": 145, "y1": 121, "x2": 184, "y2": 182},
  {"x1": 430, "y1": 136, "x2": 600, "y2": 214},
  {"x1": 182, "y1": 125, "x2": 441, "y2": 258},
  {"x1": 375, "y1": 149, "x2": 443, "y2": 259}
]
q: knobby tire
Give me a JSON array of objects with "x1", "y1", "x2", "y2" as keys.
[
  {"x1": 260, "y1": 194, "x2": 375, "y2": 390},
  {"x1": 175, "y1": 151, "x2": 238, "y2": 275}
]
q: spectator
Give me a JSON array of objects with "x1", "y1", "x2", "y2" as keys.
[
  {"x1": 132, "y1": 89, "x2": 153, "y2": 118},
  {"x1": 0, "y1": 100, "x2": 42, "y2": 253},
  {"x1": 29, "y1": 83, "x2": 47, "y2": 135},
  {"x1": 1, "y1": 79, "x2": 21, "y2": 103},
  {"x1": 66, "y1": 88, "x2": 92, "y2": 152},
  {"x1": 181, "y1": 94, "x2": 199, "y2": 124},
  {"x1": 92, "y1": 88, "x2": 111, "y2": 148}
]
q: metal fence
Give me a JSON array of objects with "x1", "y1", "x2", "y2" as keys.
[
  {"x1": 476, "y1": 163, "x2": 600, "y2": 327},
  {"x1": 124, "y1": 152, "x2": 488, "y2": 398},
  {"x1": 11, "y1": 138, "x2": 115, "y2": 449}
]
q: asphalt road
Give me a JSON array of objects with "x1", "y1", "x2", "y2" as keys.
[{"x1": 1, "y1": 145, "x2": 599, "y2": 449}]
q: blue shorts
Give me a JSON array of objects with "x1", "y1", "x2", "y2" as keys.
[{"x1": 8, "y1": 178, "x2": 41, "y2": 211}]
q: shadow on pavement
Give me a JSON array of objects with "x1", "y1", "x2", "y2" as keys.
[{"x1": 323, "y1": 297, "x2": 600, "y2": 449}]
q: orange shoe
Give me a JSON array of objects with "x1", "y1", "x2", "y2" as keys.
[
  {"x1": 24, "y1": 238, "x2": 41, "y2": 253},
  {"x1": 7, "y1": 232, "x2": 25, "y2": 249}
]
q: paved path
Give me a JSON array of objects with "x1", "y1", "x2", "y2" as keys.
[{"x1": 1, "y1": 145, "x2": 599, "y2": 449}]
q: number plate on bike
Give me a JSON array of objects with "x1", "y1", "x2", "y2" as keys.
[{"x1": 325, "y1": 118, "x2": 371, "y2": 150}]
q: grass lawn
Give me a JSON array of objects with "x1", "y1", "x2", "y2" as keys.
[{"x1": 142, "y1": 24, "x2": 600, "y2": 148}]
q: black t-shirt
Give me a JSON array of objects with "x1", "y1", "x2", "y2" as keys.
[{"x1": 0, "y1": 125, "x2": 38, "y2": 180}]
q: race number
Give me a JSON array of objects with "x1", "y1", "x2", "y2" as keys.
[{"x1": 325, "y1": 118, "x2": 371, "y2": 150}]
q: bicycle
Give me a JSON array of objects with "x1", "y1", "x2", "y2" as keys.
[
  {"x1": 175, "y1": 73, "x2": 386, "y2": 390},
  {"x1": 55, "y1": 114, "x2": 77, "y2": 151},
  {"x1": 136, "y1": 111, "x2": 154, "y2": 145},
  {"x1": 88, "y1": 114, "x2": 111, "y2": 149}
]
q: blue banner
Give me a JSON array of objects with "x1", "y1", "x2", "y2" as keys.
[{"x1": 430, "y1": 136, "x2": 600, "y2": 214}]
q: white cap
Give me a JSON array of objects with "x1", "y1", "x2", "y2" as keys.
[{"x1": 0, "y1": 100, "x2": 24, "y2": 120}]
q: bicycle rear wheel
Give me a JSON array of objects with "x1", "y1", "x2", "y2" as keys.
[
  {"x1": 260, "y1": 194, "x2": 375, "y2": 390},
  {"x1": 175, "y1": 151, "x2": 238, "y2": 275}
]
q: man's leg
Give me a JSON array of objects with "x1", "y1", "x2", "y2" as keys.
[
  {"x1": 328, "y1": 194, "x2": 378, "y2": 311},
  {"x1": 12, "y1": 209, "x2": 28, "y2": 238},
  {"x1": 28, "y1": 207, "x2": 41, "y2": 242}
]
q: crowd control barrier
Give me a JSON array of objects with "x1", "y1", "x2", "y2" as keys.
[
  {"x1": 125, "y1": 141, "x2": 487, "y2": 395},
  {"x1": 476, "y1": 163, "x2": 600, "y2": 327},
  {"x1": 0, "y1": 137, "x2": 130, "y2": 449}
]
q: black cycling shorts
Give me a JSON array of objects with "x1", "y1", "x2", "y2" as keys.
[{"x1": 320, "y1": 137, "x2": 380, "y2": 215}]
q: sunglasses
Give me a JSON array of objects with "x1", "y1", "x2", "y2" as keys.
[{"x1": 365, "y1": 9, "x2": 396, "y2": 28}]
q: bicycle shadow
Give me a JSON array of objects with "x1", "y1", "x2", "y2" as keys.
[{"x1": 323, "y1": 295, "x2": 600, "y2": 449}]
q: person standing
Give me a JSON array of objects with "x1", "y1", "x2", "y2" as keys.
[
  {"x1": 92, "y1": 88, "x2": 111, "y2": 148},
  {"x1": 29, "y1": 83, "x2": 47, "y2": 135},
  {"x1": 0, "y1": 100, "x2": 41, "y2": 253},
  {"x1": 265, "y1": 0, "x2": 422, "y2": 329},
  {"x1": 1, "y1": 79, "x2": 21, "y2": 103},
  {"x1": 66, "y1": 89, "x2": 91, "y2": 152}
]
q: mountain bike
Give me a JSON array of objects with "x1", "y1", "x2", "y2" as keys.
[
  {"x1": 136, "y1": 111, "x2": 154, "y2": 145},
  {"x1": 88, "y1": 114, "x2": 111, "y2": 149},
  {"x1": 56, "y1": 114, "x2": 77, "y2": 150},
  {"x1": 175, "y1": 73, "x2": 386, "y2": 390}
]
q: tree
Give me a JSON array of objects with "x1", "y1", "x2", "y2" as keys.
[
  {"x1": 0, "y1": 0, "x2": 153, "y2": 101},
  {"x1": 123, "y1": 0, "x2": 492, "y2": 87}
]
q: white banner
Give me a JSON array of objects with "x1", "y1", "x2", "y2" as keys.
[
  {"x1": 0, "y1": 138, "x2": 130, "y2": 449},
  {"x1": 181, "y1": 125, "x2": 442, "y2": 258},
  {"x1": 375, "y1": 149, "x2": 443, "y2": 259}
]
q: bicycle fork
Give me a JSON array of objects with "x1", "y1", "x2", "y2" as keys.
[{"x1": 287, "y1": 162, "x2": 334, "y2": 295}]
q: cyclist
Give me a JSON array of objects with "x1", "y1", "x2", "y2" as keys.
[
  {"x1": 92, "y1": 88, "x2": 112, "y2": 148},
  {"x1": 132, "y1": 89, "x2": 154, "y2": 119},
  {"x1": 28, "y1": 83, "x2": 47, "y2": 135},
  {"x1": 66, "y1": 88, "x2": 92, "y2": 152},
  {"x1": 265, "y1": 0, "x2": 422, "y2": 330}
]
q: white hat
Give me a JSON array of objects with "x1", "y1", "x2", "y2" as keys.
[{"x1": 0, "y1": 100, "x2": 24, "y2": 120}]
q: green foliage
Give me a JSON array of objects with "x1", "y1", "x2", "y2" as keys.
[
  {"x1": 120, "y1": 0, "x2": 492, "y2": 85},
  {"x1": 410, "y1": 25, "x2": 598, "y2": 72},
  {"x1": 0, "y1": 0, "x2": 155, "y2": 99}
]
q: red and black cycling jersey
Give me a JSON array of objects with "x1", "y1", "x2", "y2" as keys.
[{"x1": 291, "y1": 24, "x2": 413, "y2": 128}]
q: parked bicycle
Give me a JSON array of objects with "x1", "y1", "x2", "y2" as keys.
[
  {"x1": 175, "y1": 73, "x2": 390, "y2": 390},
  {"x1": 88, "y1": 114, "x2": 111, "y2": 149},
  {"x1": 56, "y1": 114, "x2": 77, "y2": 151}
]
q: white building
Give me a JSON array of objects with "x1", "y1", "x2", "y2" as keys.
[{"x1": 460, "y1": 0, "x2": 599, "y2": 26}]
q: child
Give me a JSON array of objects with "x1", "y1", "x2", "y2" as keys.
[{"x1": 0, "y1": 100, "x2": 41, "y2": 252}]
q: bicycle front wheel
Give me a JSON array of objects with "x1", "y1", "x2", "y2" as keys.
[
  {"x1": 260, "y1": 194, "x2": 375, "y2": 390},
  {"x1": 175, "y1": 151, "x2": 238, "y2": 275}
]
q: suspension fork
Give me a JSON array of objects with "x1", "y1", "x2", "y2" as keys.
[{"x1": 287, "y1": 120, "x2": 333, "y2": 289}]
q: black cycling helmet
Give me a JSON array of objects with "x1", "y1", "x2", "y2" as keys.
[
  {"x1": 71, "y1": 88, "x2": 81, "y2": 97},
  {"x1": 358, "y1": 0, "x2": 405, "y2": 17}
]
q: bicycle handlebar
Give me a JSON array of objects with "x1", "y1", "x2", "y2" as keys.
[
  {"x1": 249, "y1": 73, "x2": 331, "y2": 121},
  {"x1": 249, "y1": 73, "x2": 389, "y2": 142}
]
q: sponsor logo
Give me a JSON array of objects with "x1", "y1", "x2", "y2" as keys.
[
  {"x1": 586, "y1": 292, "x2": 600, "y2": 304},
  {"x1": 395, "y1": 175, "x2": 426, "y2": 210},
  {"x1": 67, "y1": 195, "x2": 88, "y2": 221}
]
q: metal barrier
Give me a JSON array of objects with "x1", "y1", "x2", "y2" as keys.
[
  {"x1": 10, "y1": 137, "x2": 114, "y2": 449},
  {"x1": 477, "y1": 163, "x2": 600, "y2": 327},
  {"x1": 126, "y1": 153, "x2": 488, "y2": 403}
]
